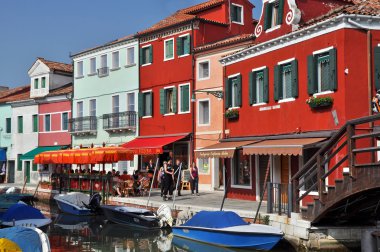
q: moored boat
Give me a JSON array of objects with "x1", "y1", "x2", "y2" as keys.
[
  {"x1": 54, "y1": 192, "x2": 101, "y2": 215},
  {"x1": 172, "y1": 211, "x2": 283, "y2": 251},
  {"x1": 0, "y1": 226, "x2": 50, "y2": 252},
  {"x1": 1, "y1": 203, "x2": 52, "y2": 229}
]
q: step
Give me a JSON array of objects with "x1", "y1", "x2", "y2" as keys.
[{"x1": 334, "y1": 179, "x2": 344, "y2": 192}]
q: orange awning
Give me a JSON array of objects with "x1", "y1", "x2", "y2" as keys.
[
  {"x1": 243, "y1": 138, "x2": 326, "y2": 156},
  {"x1": 194, "y1": 141, "x2": 256, "y2": 158},
  {"x1": 121, "y1": 134, "x2": 188, "y2": 155}
]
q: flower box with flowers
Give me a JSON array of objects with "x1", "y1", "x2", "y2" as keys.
[
  {"x1": 306, "y1": 96, "x2": 333, "y2": 109},
  {"x1": 225, "y1": 109, "x2": 239, "y2": 120}
]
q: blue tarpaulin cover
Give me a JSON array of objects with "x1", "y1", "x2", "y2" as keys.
[
  {"x1": 182, "y1": 211, "x2": 248, "y2": 229},
  {"x1": 0, "y1": 226, "x2": 43, "y2": 252},
  {"x1": 2, "y1": 203, "x2": 45, "y2": 222},
  {"x1": 0, "y1": 149, "x2": 6, "y2": 161}
]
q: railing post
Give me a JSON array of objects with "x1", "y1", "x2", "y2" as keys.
[
  {"x1": 346, "y1": 123, "x2": 356, "y2": 178},
  {"x1": 317, "y1": 154, "x2": 324, "y2": 204},
  {"x1": 288, "y1": 183, "x2": 292, "y2": 217},
  {"x1": 293, "y1": 178, "x2": 299, "y2": 213},
  {"x1": 267, "y1": 182, "x2": 273, "y2": 214},
  {"x1": 277, "y1": 184, "x2": 282, "y2": 215}
]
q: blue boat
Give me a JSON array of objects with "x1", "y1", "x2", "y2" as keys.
[
  {"x1": 54, "y1": 192, "x2": 101, "y2": 215},
  {"x1": 0, "y1": 193, "x2": 37, "y2": 212},
  {"x1": 0, "y1": 226, "x2": 50, "y2": 252},
  {"x1": 1, "y1": 203, "x2": 52, "y2": 228},
  {"x1": 172, "y1": 211, "x2": 284, "y2": 251}
]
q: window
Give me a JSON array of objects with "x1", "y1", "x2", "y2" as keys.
[
  {"x1": 198, "y1": 60, "x2": 210, "y2": 80},
  {"x1": 308, "y1": 48, "x2": 337, "y2": 95},
  {"x1": 34, "y1": 78, "x2": 39, "y2": 89},
  {"x1": 41, "y1": 77, "x2": 46, "y2": 88},
  {"x1": 100, "y1": 54, "x2": 107, "y2": 68},
  {"x1": 32, "y1": 114, "x2": 38, "y2": 133},
  {"x1": 264, "y1": 0, "x2": 284, "y2": 30},
  {"x1": 198, "y1": 158, "x2": 210, "y2": 174},
  {"x1": 179, "y1": 84, "x2": 190, "y2": 113},
  {"x1": 140, "y1": 45, "x2": 153, "y2": 65},
  {"x1": 127, "y1": 93, "x2": 135, "y2": 112},
  {"x1": 62, "y1": 112, "x2": 68, "y2": 131},
  {"x1": 45, "y1": 114, "x2": 51, "y2": 132},
  {"x1": 225, "y1": 75, "x2": 242, "y2": 108},
  {"x1": 232, "y1": 149, "x2": 251, "y2": 186},
  {"x1": 32, "y1": 163, "x2": 38, "y2": 172},
  {"x1": 76, "y1": 61, "x2": 84, "y2": 77},
  {"x1": 112, "y1": 51, "x2": 120, "y2": 69},
  {"x1": 274, "y1": 60, "x2": 298, "y2": 101},
  {"x1": 198, "y1": 99, "x2": 210, "y2": 126},
  {"x1": 89, "y1": 57, "x2": 96, "y2": 74},
  {"x1": 139, "y1": 92, "x2": 152, "y2": 117},
  {"x1": 160, "y1": 87, "x2": 177, "y2": 115},
  {"x1": 164, "y1": 39, "x2": 174, "y2": 61},
  {"x1": 89, "y1": 99, "x2": 96, "y2": 117},
  {"x1": 112, "y1": 95, "x2": 119, "y2": 113},
  {"x1": 77, "y1": 101, "x2": 83, "y2": 117},
  {"x1": 5, "y1": 118, "x2": 11, "y2": 134},
  {"x1": 17, "y1": 116, "x2": 23, "y2": 133},
  {"x1": 177, "y1": 35, "x2": 191, "y2": 57},
  {"x1": 17, "y1": 154, "x2": 22, "y2": 171},
  {"x1": 126, "y1": 47, "x2": 135, "y2": 65},
  {"x1": 231, "y1": 4, "x2": 243, "y2": 24},
  {"x1": 249, "y1": 68, "x2": 269, "y2": 105}
]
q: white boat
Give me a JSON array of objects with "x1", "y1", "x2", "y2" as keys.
[
  {"x1": 1, "y1": 203, "x2": 51, "y2": 228},
  {"x1": 54, "y1": 192, "x2": 102, "y2": 215},
  {"x1": 0, "y1": 226, "x2": 51, "y2": 252}
]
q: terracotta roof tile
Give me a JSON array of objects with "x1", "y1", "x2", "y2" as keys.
[
  {"x1": 46, "y1": 83, "x2": 73, "y2": 97},
  {"x1": 179, "y1": 0, "x2": 225, "y2": 14},
  {"x1": 194, "y1": 34, "x2": 255, "y2": 52},
  {"x1": 38, "y1": 57, "x2": 73, "y2": 74},
  {"x1": 0, "y1": 85, "x2": 30, "y2": 104}
]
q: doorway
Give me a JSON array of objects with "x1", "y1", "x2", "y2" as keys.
[{"x1": 7, "y1": 161, "x2": 14, "y2": 183}]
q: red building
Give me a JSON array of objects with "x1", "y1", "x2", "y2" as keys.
[
  {"x1": 198, "y1": 0, "x2": 380, "y2": 201},
  {"x1": 131, "y1": 0, "x2": 255, "y2": 167}
]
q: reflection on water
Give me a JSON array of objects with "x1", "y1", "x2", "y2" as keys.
[{"x1": 48, "y1": 213, "x2": 295, "y2": 252}]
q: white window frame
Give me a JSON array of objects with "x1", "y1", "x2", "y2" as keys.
[
  {"x1": 231, "y1": 154, "x2": 253, "y2": 189},
  {"x1": 178, "y1": 83, "x2": 190, "y2": 114},
  {"x1": 77, "y1": 101, "x2": 84, "y2": 118},
  {"x1": 265, "y1": 0, "x2": 282, "y2": 33},
  {"x1": 142, "y1": 90, "x2": 153, "y2": 118},
  {"x1": 100, "y1": 54, "x2": 108, "y2": 68},
  {"x1": 76, "y1": 61, "x2": 84, "y2": 78},
  {"x1": 164, "y1": 38, "x2": 174, "y2": 61},
  {"x1": 231, "y1": 3, "x2": 244, "y2": 25},
  {"x1": 44, "y1": 114, "x2": 51, "y2": 132},
  {"x1": 89, "y1": 57, "x2": 96, "y2": 76},
  {"x1": 112, "y1": 95, "x2": 120, "y2": 114},
  {"x1": 197, "y1": 59, "x2": 210, "y2": 81},
  {"x1": 141, "y1": 44, "x2": 152, "y2": 66},
  {"x1": 164, "y1": 86, "x2": 175, "y2": 116},
  {"x1": 126, "y1": 46, "x2": 135, "y2": 66},
  {"x1": 178, "y1": 33, "x2": 191, "y2": 58},
  {"x1": 197, "y1": 98, "x2": 211, "y2": 126},
  {"x1": 227, "y1": 73, "x2": 241, "y2": 109},
  {"x1": 127, "y1": 92, "x2": 135, "y2": 112},
  {"x1": 61, "y1": 112, "x2": 69, "y2": 131},
  {"x1": 111, "y1": 51, "x2": 120, "y2": 70},
  {"x1": 89, "y1": 99, "x2": 97, "y2": 117},
  {"x1": 197, "y1": 157, "x2": 211, "y2": 175}
]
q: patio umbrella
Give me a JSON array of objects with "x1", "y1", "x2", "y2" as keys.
[{"x1": 91, "y1": 147, "x2": 134, "y2": 164}]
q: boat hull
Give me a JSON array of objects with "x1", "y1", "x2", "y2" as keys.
[
  {"x1": 101, "y1": 205, "x2": 161, "y2": 229},
  {"x1": 2, "y1": 218, "x2": 52, "y2": 229},
  {"x1": 172, "y1": 227, "x2": 283, "y2": 251},
  {"x1": 55, "y1": 199, "x2": 92, "y2": 216}
]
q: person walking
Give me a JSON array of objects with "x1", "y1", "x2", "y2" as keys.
[
  {"x1": 163, "y1": 161, "x2": 174, "y2": 200},
  {"x1": 173, "y1": 159, "x2": 182, "y2": 196},
  {"x1": 158, "y1": 164, "x2": 165, "y2": 197},
  {"x1": 190, "y1": 162, "x2": 199, "y2": 196}
]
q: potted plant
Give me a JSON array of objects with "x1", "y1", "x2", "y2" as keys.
[
  {"x1": 40, "y1": 181, "x2": 51, "y2": 189},
  {"x1": 225, "y1": 109, "x2": 239, "y2": 120},
  {"x1": 306, "y1": 96, "x2": 334, "y2": 109}
]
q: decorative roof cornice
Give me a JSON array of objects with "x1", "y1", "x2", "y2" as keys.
[{"x1": 220, "y1": 14, "x2": 380, "y2": 65}]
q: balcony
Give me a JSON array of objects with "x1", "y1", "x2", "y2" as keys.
[
  {"x1": 69, "y1": 116, "x2": 97, "y2": 136},
  {"x1": 97, "y1": 67, "x2": 109, "y2": 77},
  {"x1": 103, "y1": 111, "x2": 136, "y2": 133}
]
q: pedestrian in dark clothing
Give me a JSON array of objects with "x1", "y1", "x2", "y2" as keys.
[
  {"x1": 173, "y1": 159, "x2": 182, "y2": 196},
  {"x1": 158, "y1": 165, "x2": 165, "y2": 197},
  {"x1": 163, "y1": 161, "x2": 174, "y2": 200},
  {"x1": 190, "y1": 162, "x2": 199, "y2": 196}
]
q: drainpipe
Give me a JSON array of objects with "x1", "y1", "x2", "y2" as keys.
[{"x1": 191, "y1": 20, "x2": 195, "y2": 163}]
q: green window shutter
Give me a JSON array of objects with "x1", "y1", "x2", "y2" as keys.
[
  {"x1": 182, "y1": 85, "x2": 190, "y2": 112},
  {"x1": 149, "y1": 92, "x2": 153, "y2": 116},
  {"x1": 33, "y1": 115, "x2": 38, "y2": 133},
  {"x1": 225, "y1": 78, "x2": 231, "y2": 109},
  {"x1": 263, "y1": 68, "x2": 269, "y2": 103},
  {"x1": 17, "y1": 154, "x2": 22, "y2": 171},
  {"x1": 138, "y1": 93, "x2": 143, "y2": 117},
  {"x1": 139, "y1": 48, "x2": 144, "y2": 65},
  {"x1": 329, "y1": 48, "x2": 337, "y2": 91},
  {"x1": 277, "y1": 0, "x2": 285, "y2": 25},
  {"x1": 41, "y1": 77, "x2": 46, "y2": 88},
  {"x1": 236, "y1": 75, "x2": 242, "y2": 107},
  {"x1": 291, "y1": 60, "x2": 299, "y2": 98},
  {"x1": 184, "y1": 35, "x2": 191, "y2": 55},
  {"x1": 264, "y1": 3, "x2": 272, "y2": 30},
  {"x1": 374, "y1": 47, "x2": 380, "y2": 91},
  {"x1": 177, "y1": 37, "x2": 183, "y2": 56},
  {"x1": 32, "y1": 164, "x2": 37, "y2": 172},
  {"x1": 18, "y1": 116, "x2": 23, "y2": 133},
  {"x1": 307, "y1": 55, "x2": 318, "y2": 95},
  {"x1": 6, "y1": 118, "x2": 11, "y2": 134},
  {"x1": 274, "y1": 65, "x2": 282, "y2": 101},
  {"x1": 172, "y1": 87, "x2": 178, "y2": 114},
  {"x1": 249, "y1": 71, "x2": 256, "y2": 105},
  {"x1": 149, "y1": 46, "x2": 153, "y2": 64},
  {"x1": 160, "y1": 89, "x2": 165, "y2": 115}
]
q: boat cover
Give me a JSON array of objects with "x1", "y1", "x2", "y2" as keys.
[
  {"x1": 0, "y1": 226, "x2": 44, "y2": 252},
  {"x1": 0, "y1": 238, "x2": 22, "y2": 251},
  {"x1": 182, "y1": 211, "x2": 248, "y2": 229},
  {"x1": 2, "y1": 203, "x2": 45, "y2": 222},
  {"x1": 55, "y1": 192, "x2": 89, "y2": 207}
]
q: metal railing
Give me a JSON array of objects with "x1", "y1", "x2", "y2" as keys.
[
  {"x1": 69, "y1": 116, "x2": 97, "y2": 133},
  {"x1": 103, "y1": 111, "x2": 137, "y2": 131},
  {"x1": 267, "y1": 182, "x2": 292, "y2": 217},
  {"x1": 97, "y1": 67, "x2": 109, "y2": 77}
]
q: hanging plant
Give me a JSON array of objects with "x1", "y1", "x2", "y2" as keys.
[
  {"x1": 306, "y1": 96, "x2": 333, "y2": 109},
  {"x1": 225, "y1": 109, "x2": 239, "y2": 120}
]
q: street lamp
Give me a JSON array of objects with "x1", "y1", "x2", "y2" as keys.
[{"x1": 191, "y1": 89, "x2": 224, "y2": 102}]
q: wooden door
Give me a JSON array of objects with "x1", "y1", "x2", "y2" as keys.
[{"x1": 281, "y1": 156, "x2": 290, "y2": 202}]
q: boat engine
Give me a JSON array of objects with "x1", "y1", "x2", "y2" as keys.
[
  {"x1": 86, "y1": 193, "x2": 102, "y2": 213},
  {"x1": 156, "y1": 204, "x2": 173, "y2": 228}
]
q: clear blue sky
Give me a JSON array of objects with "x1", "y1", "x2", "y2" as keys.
[{"x1": 0, "y1": 0, "x2": 261, "y2": 87}]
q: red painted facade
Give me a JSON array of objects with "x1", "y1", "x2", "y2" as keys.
[{"x1": 38, "y1": 101, "x2": 71, "y2": 147}]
